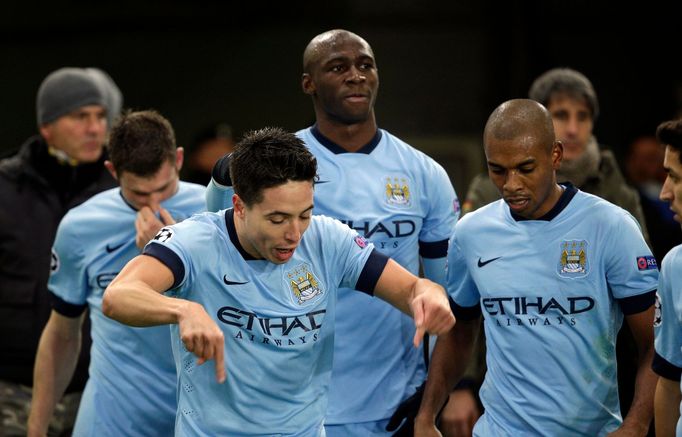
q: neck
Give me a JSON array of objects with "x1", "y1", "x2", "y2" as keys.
[{"x1": 314, "y1": 112, "x2": 378, "y2": 153}]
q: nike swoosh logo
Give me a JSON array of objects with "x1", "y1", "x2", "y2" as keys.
[
  {"x1": 314, "y1": 180, "x2": 331, "y2": 185},
  {"x1": 223, "y1": 275, "x2": 249, "y2": 286},
  {"x1": 106, "y1": 242, "x2": 126, "y2": 253},
  {"x1": 477, "y1": 256, "x2": 501, "y2": 268}
]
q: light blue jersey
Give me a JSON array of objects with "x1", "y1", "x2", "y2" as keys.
[
  {"x1": 653, "y1": 245, "x2": 682, "y2": 435},
  {"x1": 143, "y1": 210, "x2": 388, "y2": 436},
  {"x1": 49, "y1": 182, "x2": 205, "y2": 437},
  {"x1": 447, "y1": 185, "x2": 658, "y2": 436},
  {"x1": 297, "y1": 126, "x2": 459, "y2": 427}
]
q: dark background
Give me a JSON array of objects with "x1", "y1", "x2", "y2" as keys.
[{"x1": 2, "y1": 1, "x2": 680, "y2": 191}]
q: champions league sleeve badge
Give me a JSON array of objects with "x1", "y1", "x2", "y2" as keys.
[
  {"x1": 153, "y1": 227, "x2": 174, "y2": 243},
  {"x1": 653, "y1": 292, "x2": 662, "y2": 327},
  {"x1": 50, "y1": 248, "x2": 60, "y2": 274}
]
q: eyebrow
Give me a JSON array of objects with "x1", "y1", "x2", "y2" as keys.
[
  {"x1": 487, "y1": 158, "x2": 536, "y2": 168},
  {"x1": 266, "y1": 205, "x2": 314, "y2": 217},
  {"x1": 131, "y1": 180, "x2": 173, "y2": 196}
]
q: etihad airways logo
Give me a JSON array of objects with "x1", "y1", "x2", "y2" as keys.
[
  {"x1": 217, "y1": 307, "x2": 326, "y2": 347},
  {"x1": 483, "y1": 295, "x2": 595, "y2": 328}
]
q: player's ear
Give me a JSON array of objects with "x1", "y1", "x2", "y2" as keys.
[
  {"x1": 174, "y1": 147, "x2": 185, "y2": 171},
  {"x1": 302, "y1": 73, "x2": 315, "y2": 95},
  {"x1": 104, "y1": 160, "x2": 118, "y2": 180},
  {"x1": 551, "y1": 141, "x2": 563, "y2": 170},
  {"x1": 233, "y1": 195, "x2": 246, "y2": 217}
]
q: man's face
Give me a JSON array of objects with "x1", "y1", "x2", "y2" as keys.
[
  {"x1": 660, "y1": 146, "x2": 682, "y2": 225},
  {"x1": 117, "y1": 158, "x2": 180, "y2": 211},
  {"x1": 236, "y1": 180, "x2": 314, "y2": 264},
  {"x1": 486, "y1": 135, "x2": 563, "y2": 219},
  {"x1": 302, "y1": 36, "x2": 379, "y2": 124},
  {"x1": 546, "y1": 94, "x2": 593, "y2": 162},
  {"x1": 39, "y1": 105, "x2": 107, "y2": 163}
]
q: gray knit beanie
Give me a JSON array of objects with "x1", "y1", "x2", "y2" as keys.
[
  {"x1": 36, "y1": 67, "x2": 108, "y2": 126},
  {"x1": 86, "y1": 68, "x2": 123, "y2": 126}
]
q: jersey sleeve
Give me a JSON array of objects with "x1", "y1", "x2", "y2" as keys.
[
  {"x1": 418, "y1": 160, "x2": 459, "y2": 259},
  {"x1": 653, "y1": 248, "x2": 682, "y2": 381},
  {"x1": 205, "y1": 154, "x2": 234, "y2": 212},
  {"x1": 446, "y1": 229, "x2": 480, "y2": 320},
  {"x1": 318, "y1": 217, "x2": 388, "y2": 295},
  {"x1": 604, "y1": 210, "x2": 659, "y2": 310},
  {"x1": 142, "y1": 219, "x2": 202, "y2": 293},
  {"x1": 48, "y1": 214, "x2": 88, "y2": 317}
]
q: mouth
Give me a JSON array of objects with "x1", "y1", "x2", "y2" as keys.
[
  {"x1": 504, "y1": 197, "x2": 529, "y2": 212},
  {"x1": 273, "y1": 247, "x2": 296, "y2": 262},
  {"x1": 344, "y1": 93, "x2": 369, "y2": 103}
]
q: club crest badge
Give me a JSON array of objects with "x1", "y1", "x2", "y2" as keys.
[
  {"x1": 558, "y1": 240, "x2": 589, "y2": 278},
  {"x1": 287, "y1": 263, "x2": 323, "y2": 305},
  {"x1": 385, "y1": 176, "x2": 411, "y2": 207}
]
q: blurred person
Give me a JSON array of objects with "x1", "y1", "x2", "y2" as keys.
[
  {"x1": 27, "y1": 110, "x2": 205, "y2": 437},
  {"x1": 205, "y1": 29, "x2": 460, "y2": 436},
  {"x1": 651, "y1": 119, "x2": 682, "y2": 437},
  {"x1": 626, "y1": 135, "x2": 682, "y2": 262},
  {"x1": 102, "y1": 127, "x2": 455, "y2": 436},
  {"x1": 416, "y1": 99, "x2": 658, "y2": 436},
  {"x1": 0, "y1": 67, "x2": 119, "y2": 436},
  {"x1": 184, "y1": 122, "x2": 235, "y2": 185}
]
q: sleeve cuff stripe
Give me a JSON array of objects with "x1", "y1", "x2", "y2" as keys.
[
  {"x1": 653, "y1": 351, "x2": 682, "y2": 381},
  {"x1": 143, "y1": 244, "x2": 185, "y2": 290},
  {"x1": 419, "y1": 239, "x2": 449, "y2": 259},
  {"x1": 355, "y1": 249, "x2": 389, "y2": 295},
  {"x1": 618, "y1": 290, "x2": 656, "y2": 315},
  {"x1": 49, "y1": 290, "x2": 87, "y2": 318},
  {"x1": 450, "y1": 296, "x2": 481, "y2": 321}
]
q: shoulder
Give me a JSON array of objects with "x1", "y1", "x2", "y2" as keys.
[
  {"x1": 61, "y1": 188, "x2": 124, "y2": 227},
  {"x1": 178, "y1": 180, "x2": 207, "y2": 196},
  {"x1": 662, "y1": 245, "x2": 682, "y2": 273}
]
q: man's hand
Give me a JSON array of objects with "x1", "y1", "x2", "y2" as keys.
[
  {"x1": 410, "y1": 279, "x2": 455, "y2": 347},
  {"x1": 177, "y1": 301, "x2": 226, "y2": 383},
  {"x1": 135, "y1": 206, "x2": 175, "y2": 249},
  {"x1": 439, "y1": 389, "x2": 480, "y2": 437}
]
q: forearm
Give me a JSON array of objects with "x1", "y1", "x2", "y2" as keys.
[
  {"x1": 103, "y1": 279, "x2": 189, "y2": 327},
  {"x1": 27, "y1": 319, "x2": 82, "y2": 436},
  {"x1": 655, "y1": 377, "x2": 681, "y2": 437},
  {"x1": 622, "y1": 343, "x2": 657, "y2": 433},
  {"x1": 417, "y1": 320, "x2": 477, "y2": 424}
]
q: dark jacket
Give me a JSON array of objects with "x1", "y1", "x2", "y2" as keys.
[{"x1": 0, "y1": 135, "x2": 116, "y2": 391}]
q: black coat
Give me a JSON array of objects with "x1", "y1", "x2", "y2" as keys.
[{"x1": 0, "y1": 135, "x2": 116, "y2": 391}]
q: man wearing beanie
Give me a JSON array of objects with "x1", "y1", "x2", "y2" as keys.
[{"x1": 0, "y1": 67, "x2": 120, "y2": 436}]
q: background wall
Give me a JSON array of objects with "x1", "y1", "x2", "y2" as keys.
[{"x1": 2, "y1": 1, "x2": 680, "y2": 194}]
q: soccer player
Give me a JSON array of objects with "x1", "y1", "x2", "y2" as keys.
[
  {"x1": 416, "y1": 99, "x2": 659, "y2": 436},
  {"x1": 206, "y1": 29, "x2": 459, "y2": 436},
  {"x1": 27, "y1": 110, "x2": 206, "y2": 436},
  {"x1": 103, "y1": 127, "x2": 455, "y2": 436},
  {"x1": 652, "y1": 118, "x2": 682, "y2": 437}
]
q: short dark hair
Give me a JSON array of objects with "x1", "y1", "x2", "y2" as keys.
[
  {"x1": 108, "y1": 110, "x2": 177, "y2": 176},
  {"x1": 529, "y1": 68, "x2": 599, "y2": 121},
  {"x1": 229, "y1": 127, "x2": 317, "y2": 206},
  {"x1": 656, "y1": 119, "x2": 682, "y2": 164}
]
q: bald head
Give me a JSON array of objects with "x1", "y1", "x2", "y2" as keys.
[
  {"x1": 303, "y1": 29, "x2": 373, "y2": 73},
  {"x1": 484, "y1": 99, "x2": 556, "y2": 153}
]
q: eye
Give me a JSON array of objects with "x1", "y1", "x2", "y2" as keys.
[
  {"x1": 359, "y1": 62, "x2": 374, "y2": 70},
  {"x1": 330, "y1": 64, "x2": 345, "y2": 73},
  {"x1": 269, "y1": 217, "x2": 285, "y2": 225},
  {"x1": 488, "y1": 167, "x2": 504, "y2": 175},
  {"x1": 519, "y1": 167, "x2": 534, "y2": 174}
]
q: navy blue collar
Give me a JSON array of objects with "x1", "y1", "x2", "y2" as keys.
[
  {"x1": 224, "y1": 208, "x2": 260, "y2": 260},
  {"x1": 511, "y1": 183, "x2": 578, "y2": 222},
  {"x1": 119, "y1": 190, "x2": 138, "y2": 212},
  {"x1": 311, "y1": 124, "x2": 382, "y2": 155}
]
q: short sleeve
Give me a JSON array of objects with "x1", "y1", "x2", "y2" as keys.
[
  {"x1": 604, "y1": 211, "x2": 659, "y2": 301},
  {"x1": 653, "y1": 248, "x2": 682, "y2": 380},
  {"x1": 418, "y1": 161, "x2": 459, "y2": 259},
  {"x1": 446, "y1": 230, "x2": 480, "y2": 316},
  {"x1": 142, "y1": 221, "x2": 197, "y2": 292},
  {"x1": 49, "y1": 215, "x2": 89, "y2": 313}
]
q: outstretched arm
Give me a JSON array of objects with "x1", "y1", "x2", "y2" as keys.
[
  {"x1": 27, "y1": 311, "x2": 84, "y2": 437},
  {"x1": 103, "y1": 255, "x2": 226, "y2": 382},
  {"x1": 373, "y1": 259, "x2": 455, "y2": 347}
]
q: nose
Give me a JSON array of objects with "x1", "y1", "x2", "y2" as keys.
[
  {"x1": 345, "y1": 65, "x2": 365, "y2": 83},
  {"x1": 564, "y1": 115, "x2": 579, "y2": 137},
  {"x1": 86, "y1": 114, "x2": 106, "y2": 134},
  {"x1": 284, "y1": 220, "x2": 302, "y2": 243},
  {"x1": 660, "y1": 176, "x2": 673, "y2": 203},
  {"x1": 503, "y1": 169, "x2": 523, "y2": 193}
]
